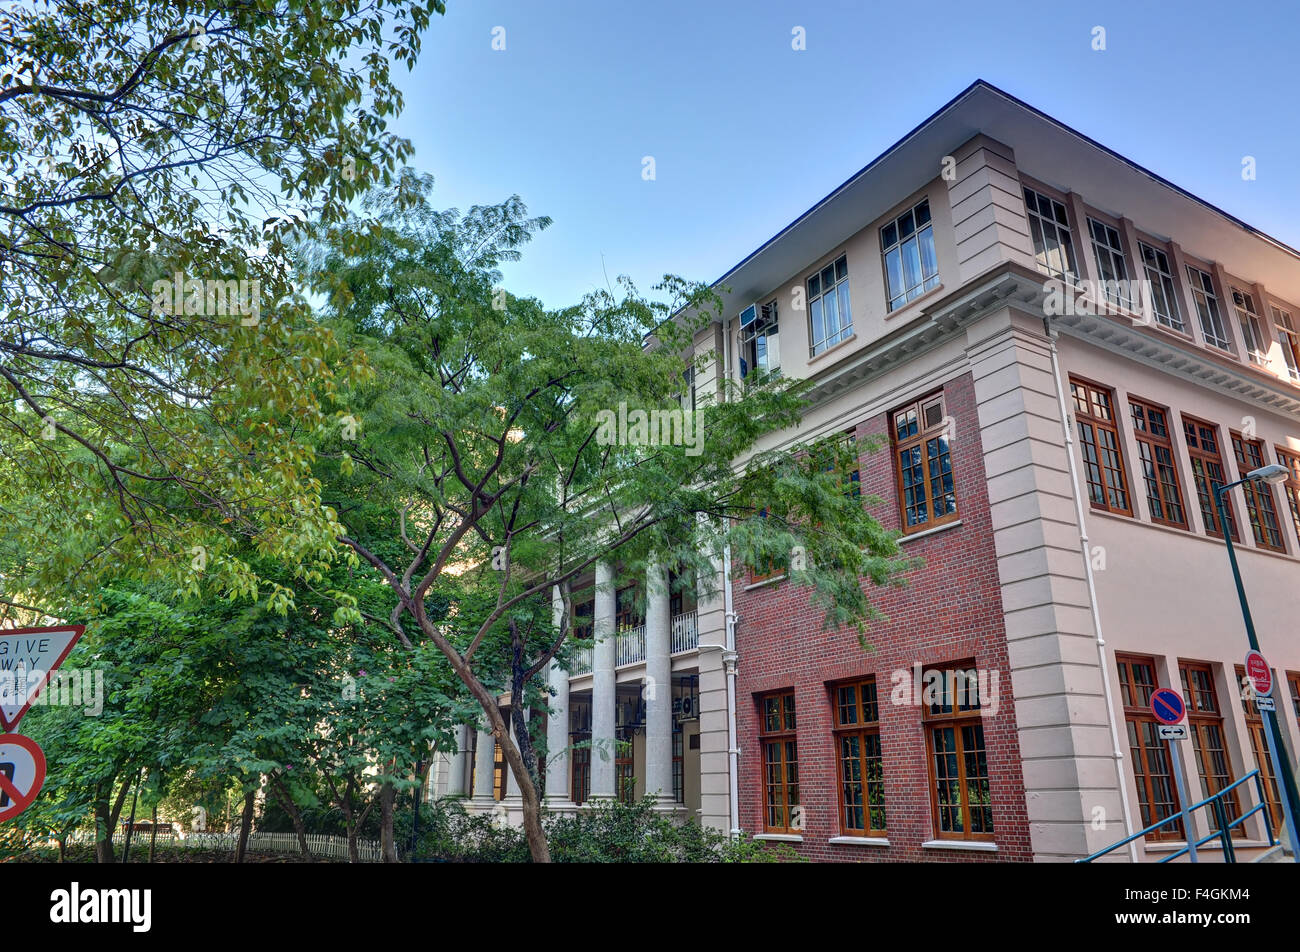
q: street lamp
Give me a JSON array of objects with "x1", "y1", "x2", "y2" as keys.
[{"x1": 1214, "y1": 463, "x2": 1300, "y2": 860}]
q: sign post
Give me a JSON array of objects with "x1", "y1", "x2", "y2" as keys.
[
  {"x1": 1151, "y1": 687, "x2": 1197, "y2": 863},
  {"x1": 1243, "y1": 650, "x2": 1300, "y2": 856}
]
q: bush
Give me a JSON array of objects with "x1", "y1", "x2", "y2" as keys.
[{"x1": 409, "y1": 797, "x2": 802, "y2": 863}]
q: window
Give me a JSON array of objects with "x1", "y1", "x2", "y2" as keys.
[
  {"x1": 1187, "y1": 266, "x2": 1231, "y2": 351},
  {"x1": 1274, "y1": 447, "x2": 1300, "y2": 543},
  {"x1": 1070, "y1": 378, "x2": 1132, "y2": 515},
  {"x1": 758, "y1": 691, "x2": 799, "y2": 833},
  {"x1": 833, "y1": 678, "x2": 886, "y2": 836},
  {"x1": 815, "y1": 429, "x2": 861, "y2": 498},
  {"x1": 615, "y1": 583, "x2": 641, "y2": 632},
  {"x1": 748, "y1": 509, "x2": 787, "y2": 584},
  {"x1": 1183, "y1": 416, "x2": 1238, "y2": 540},
  {"x1": 1235, "y1": 665, "x2": 1283, "y2": 833},
  {"x1": 807, "y1": 254, "x2": 851, "y2": 356},
  {"x1": 678, "y1": 365, "x2": 696, "y2": 413},
  {"x1": 892, "y1": 392, "x2": 957, "y2": 531},
  {"x1": 1230, "y1": 433, "x2": 1284, "y2": 551},
  {"x1": 1180, "y1": 662, "x2": 1242, "y2": 837},
  {"x1": 740, "y1": 301, "x2": 780, "y2": 379},
  {"x1": 1129, "y1": 399, "x2": 1187, "y2": 528},
  {"x1": 615, "y1": 728, "x2": 636, "y2": 804},
  {"x1": 1139, "y1": 241, "x2": 1184, "y2": 331},
  {"x1": 923, "y1": 663, "x2": 993, "y2": 840},
  {"x1": 881, "y1": 199, "x2": 939, "y2": 311},
  {"x1": 1024, "y1": 186, "x2": 1077, "y2": 279},
  {"x1": 1290, "y1": 672, "x2": 1300, "y2": 736},
  {"x1": 1272, "y1": 306, "x2": 1300, "y2": 383},
  {"x1": 672, "y1": 724, "x2": 684, "y2": 804},
  {"x1": 570, "y1": 696, "x2": 592, "y2": 804},
  {"x1": 493, "y1": 739, "x2": 508, "y2": 801},
  {"x1": 1117, "y1": 656, "x2": 1183, "y2": 839},
  {"x1": 1231, "y1": 288, "x2": 1269, "y2": 366},
  {"x1": 1088, "y1": 218, "x2": 1132, "y2": 309}
]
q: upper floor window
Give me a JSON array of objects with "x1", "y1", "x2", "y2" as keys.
[
  {"x1": 892, "y1": 392, "x2": 957, "y2": 532},
  {"x1": 678, "y1": 365, "x2": 696, "y2": 413},
  {"x1": 1139, "y1": 242, "x2": 1184, "y2": 332},
  {"x1": 1187, "y1": 266, "x2": 1231, "y2": 351},
  {"x1": 1088, "y1": 218, "x2": 1132, "y2": 309},
  {"x1": 739, "y1": 300, "x2": 779, "y2": 380},
  {"x1": 1272, "y1": 305, "x2": 1300, "y2": 383},
  {"x1": 1183, "y1": 416, "x2": 1238, "y2": 541},
  {"x1": 1024, "y1": 186, "x2": 1077, "y2": 279},
  {"x1": 1230, "y1": 433, "x2": 1285, "y2": 552},
  {"x1": 1129, "y1": 398, "x2": 1187, "y2": 529},
  {"x1": 1231, "y1": 288, "x2": 1269, "y2": 366},
  {"x1": 1070, "y1": 378, "x2": 1131, "y2": 515},
  {"x1": 881, "y1": 199, "x2": 939, "y2": 311},
  {"x1": 1275, "y1": 447, "x2": 1300, "y2": 544},
  {"x1": 807, "y1": 255, "x2": 851, "y2": 356}
]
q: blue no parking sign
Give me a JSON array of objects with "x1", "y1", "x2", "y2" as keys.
[{"x1": 1150, "y1": 688, "x2": 1185, "y2": 725}]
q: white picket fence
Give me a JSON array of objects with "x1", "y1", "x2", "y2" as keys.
[{"x1": 63, "y1": 829, "x2": 383, "y2": 862}]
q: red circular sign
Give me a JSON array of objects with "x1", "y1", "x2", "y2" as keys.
[
  {"x1": 1245, "y1": 650, "x2": 1273, "y2": 697},
  {"x1": 0, "y1": 733, "x2": 46, "y2": 823}
]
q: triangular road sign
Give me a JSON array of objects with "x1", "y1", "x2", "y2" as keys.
[{"x1": 0, "y1": 625, "x2": 85, "y2": 731}]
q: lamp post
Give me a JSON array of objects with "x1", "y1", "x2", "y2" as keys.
[{"x1": 1214, "y1": 463, "x2": 1300, "y2": 860}]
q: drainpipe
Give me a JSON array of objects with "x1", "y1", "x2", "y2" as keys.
[
  {"x1": 1043, "y1": 316, "x2": 1139, "y2": 862},
  {"x1": 722, "y1": 547, "x2": 740, "y2": 838}
]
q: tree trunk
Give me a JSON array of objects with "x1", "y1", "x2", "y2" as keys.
[
  {"x1": 273, "y1": 778, "x2": 312, "y2": 859},
  {"x1": 379, "y1": 779, "x2": 397, "y2": 863},
  {"x1": 149, "y1": 805, "x2": 158, "y2": 864},
  {"x1": 57, "y1": 836, "x2": 66, "y2": 863},
  {"x1": 94, "y1": 776, "x2": 132, "y2": 863},
  {"x1": 234, "y1": 787, "x2": 256, "y2": 863},
  {"x1": 341, "y1": 776, "x2": 360, "y2": 863},
  {"x1": 486, "y1": 700, "x2": 550, "y2": 862}
]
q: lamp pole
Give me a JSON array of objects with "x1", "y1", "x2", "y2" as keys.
[{"x1": 1215, "y1": 472, "x2": 1300, "y2": 860}]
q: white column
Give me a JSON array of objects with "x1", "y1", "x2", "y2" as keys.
[
  {"x1": 644, "y1": 561, "x2": 673, "y2": 806},
  {"x1": 447, "y1": 725, "x2": 469, "y2": 797},
  {"x1": 591, "y1": 561, "x2": 617, "y2": 799},
  {"x1": 546, "y1": 586, "x2": 575, "y2": 807},
  {"x1": 471, "y1": 727, "x2": 496, "y2": 806}
]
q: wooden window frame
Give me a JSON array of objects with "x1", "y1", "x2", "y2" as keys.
[
  {"x1": 1070, "y1": 376, "x2": 1133, "y2": 516},
  {"x1": 922, "y1": 661, "x2": 994, "y2": 841},
  {"x1": 1235, "y1": 665, "x2": 1283, "y2": 833},
  {"x1": 1129, "y1": 397, "x2": 1188, "y2": 529},
  {"x1": 891, "y1": 391, "x2": 958, "y2": 534},
  {"x1": 1179, "y1": 661, "x2": 1243, "y2": 837},
  {"x1": 1182, "y1": 415, "x2": 1238, "y2": 541},
  {"x1": 1230, "y1": 432, "x2": 1285, "y2": 552},
  {"x1": 831, "y1": 678, "x2": 886, "y2": 837},
  {"x1": 1116, "y1": 654, "x2": 1184, "y2": 840},
  {"x1": 1276, "y1": 447, "x2": 1300, "y2": 546},
  {"x1": 758, "y1": 690, "x2": 799, "y2": 834},
  {"x1": 1289, "y1": 672, "x2": 1300, "y2": 737}
]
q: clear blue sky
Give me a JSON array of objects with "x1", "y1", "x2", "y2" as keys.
[{"x1": 391, "y1": 0, "x2": 1300, "y2": 309}]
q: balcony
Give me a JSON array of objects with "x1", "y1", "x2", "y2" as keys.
[
  {"x1": 616, "y1": 625, "x2": 645, "y2": 667},
  {"x1": 670, "y1": 610, "x2": 698, "y2": 654},
  {"x1": 569, "y1": 645, "x2": 593, "y2": 675}
]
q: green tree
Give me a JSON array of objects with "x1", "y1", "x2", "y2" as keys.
[
  {"x1": 303, "y1": 171, "x2": 916, "y2": 862},
  {"x1": 0, "y1": 0, "x2": 446, "y2": 602}
]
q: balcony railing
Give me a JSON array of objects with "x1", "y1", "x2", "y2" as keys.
[
  {"x1": 670, "y1": 610, "x2": 698, "y2": 654},
  {"x1": 569, "y1": 645, "x2": 593, "y2": 676},
  {"x1": 616, "y1": 625, "x2": 646, "y2": 667}
]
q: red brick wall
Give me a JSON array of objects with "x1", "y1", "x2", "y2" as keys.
[{"x1": 734, "y1": 372, "x2": 1032, "y2": 862}]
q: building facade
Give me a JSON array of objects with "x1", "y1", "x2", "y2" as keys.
[{"x1": 429, "y1": 81, "x2": 1300, "y2": 862}]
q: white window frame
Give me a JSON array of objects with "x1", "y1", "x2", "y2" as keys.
[
  {"x1": 1138, "y1": 241, "x2": 1184, "y2": 332},
  {"x1": 1024, "y1": 186, "x2": 1077, "y2": 280},
  {"x1": 740, "y1": 300, "x2": 780, "y2": 380},
  {"x1": 1087, "y1": 217, "x2": 1132, "y2": 309},
  {"x1": 1272, "y1": 305, "x2": 1300, "y2": 383},
  {"x1": 1231, "y1": 288, "x2": 1269, "y2": 366},
  {"x1": 806, "y1": 254, "x2": 851, "y2": 357},
  {"x1": 1187, "y1": 266, "x2": 1231, "y2": 351},
  {"x1": 881, "y1": 198, "x2": 939, "y2": 311}
]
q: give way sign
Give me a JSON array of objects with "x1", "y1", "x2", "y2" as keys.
[{"x1": 0, "y1": 625, "x2": 85, "y2": 731}]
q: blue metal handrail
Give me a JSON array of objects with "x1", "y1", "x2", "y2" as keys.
[{"x1": 1077, "y1": 770, "x2": 1275, "y2": 863}]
